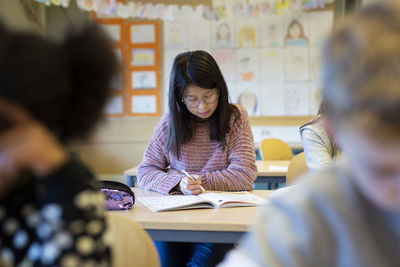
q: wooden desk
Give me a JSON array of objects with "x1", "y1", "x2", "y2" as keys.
[
  {"x1": 110, "y1": 188, "x2": 271, "y2": 243},
  {"x1": 124, "y1": 160, "x2": 290, "y2": 187}
]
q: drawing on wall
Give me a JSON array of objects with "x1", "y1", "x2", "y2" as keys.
[
  {"x1": 100, "y1": 24, "x2": 121, "y2": 42},
  {"x1": 163, "y1": 49, "x2": 181, "y2": 113},
  {"x1": 237, "y1": 20, "x2": 259, "y2": 48},
  {"x1": 310, "y1": 47, "x2": 322, "y2": 81},
  {"x1": 260, "y1": 82, "x2": 284, "y2": 116},
  {"x1": 238, "y1": 90, "x2": 258, "y2": 116},
  {"x1": 284, "y1": 47, "x2": 309, "y2": 81},
  {"x1": 104, "y1": 95, "x2": 123, "y2": 115},
  {"x1": 187, "y1": 20, "x2": 211, "y2": 49},
  {"x1": 284, "y1": 82, "x2": 309, "y2": 115},
  {"x1": 164, "y1": 21, "x2": 187, "y2": 49},
  {"x1": 213, "y1": 20, "x2": 234, "y2": 48},
  {"x1": 284, "y1": 18, "x2": 309, "y2": 46},
  {"x1": 260, "y1": 48, "x2": 284, "y2": 81},
  {"x1": 132, "y1": 71, "x2": 157, "y2": 89},
  {"x1": 211, "y1": 48, "x2": 236, "y2": 82},
  {"x1": 131, "y1": 48, "x2": 155, "y2": 66},
  {"x1": 130, "y1": 24, "x2": 156, "y2": 44},
  {"x1": 131, "y1": 95, "x2": 157, "y2": 113},
  {"x1": 236, "y1": 49, "x2": 260, "y2": 83},
  {"x1": 260, "y1": 16, "x2": 283, "y2": 47},
  {"x1": 308, "y1": 11, "x2": 334, "y2": 45}
]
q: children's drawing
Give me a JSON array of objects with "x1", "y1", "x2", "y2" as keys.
[
  {"x1": 261, "y1": 48, "x2": 284, "y2": 81},
  {"x1": 236, "y1": 20, "x2": 259, "y2": 48},
  {"x1": 230, "y1": 82, "x2": 261, "y2": 116},
  {"x1": 211, "y1": 48, "x2": 236, "y2": 82},
  {"x1": 104, "y1": 95, "x2": 123, "y2": 115},
  {"x1": 187, "y1": 20, "x2": 211, "y2": 49},
  {"x1": 100, "y1": 24, "x2": 121, "y2": 42},
  {"x1": 260, "y1": 82, "x2": 284, "y2": 116},
  {"x1": 131, "y1": 95, "x2": 157, "y2": 114},
  {"x1": 131, "y1": 48, "x2": 155, "y2": 66},
  {"x1": 308, "y1": 11, "x2": 334, "y2": 45},
  {"x1": 130, "y1": 24, "x2": 156, "y2": 44},
  {"x1": 284, "y1": 82, "x2": 309, "y2": 115},
  {"x1": 132, "y1": 71, "x2": 157, "y2": 89},
  {"x1": 284, "y1": 18, "x2": 309, "y2": 46},
  {"x1": 163, "y1": 49, "x2": 181, "y2": 113},
  {"x1": 260, "y1": 16, "x2": 283, "y2": 47},
  {"x1": 284, "y1": 47, "x2": 309, "y2": 81},
  {"x1": 213, "y1": 20, "x2": 234, "y2": 48},
  {"x1": 163, "y1": 21, "x2": 187, "y2": 49},
  {"x1": 236, "y1": 49, "x2": 260, "y2": 83}
]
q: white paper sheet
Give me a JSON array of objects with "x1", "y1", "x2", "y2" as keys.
[
  {"x1": 284, "y1": 82, "x2": 310, "y2": 115},
  {"x1": 131, "y1": 71, "x2": 157, "y2": 89},
  {"x1": 260, "y1": 48, "x2": 284, "y2": 81},
  {"x1": 260, "y1": 15, "x2": 284, "y2": 48},
  {"x1": 131, "y1": 48, "x2": 155, "y2": 66},
  {"x1": 100, "y1": 24, "x2": 121, "y2": 42},
  {"x1": 163, "y1": 20, "x2": 187, "y2": 49},
  {"x1": 131, "y1": 95, "x2": 157, "y2": 113},
  {"x1": 260, "y1": 82, "x2": 284, "y2": 116},
  {"x1": 104, "y1": 95, "x2": 124, "y2": 115},
  {"x1": 130, "y1": 24, "x2": 156, "y2": 43},
  {"x1": 284, "y1": 47, "x2": 310, "y2": 81},
  {"x1": 308, "y1": 11, "x2": 334, "y2": 46},
  {"x1": 231, "y1": 82, "x2": 261, "y2": 116},
  {"x1": 187, "y1": 19, "x2": 211, "y2": 49},
  {"x1": 236, "y1": 49, "x2": 260, "y2": 83},
  {"x1": 212, "y1": 19, "x2": 235, "y2": 48},
  {"x1": 211, "y1": 48, "x2": 237, "y2": 82},
  {"x1": 236, "y1": 19, "x2": 260, "y2": 48},
  {"x1": 283, "y1": 14, "x2": 309, "y2": 47}
]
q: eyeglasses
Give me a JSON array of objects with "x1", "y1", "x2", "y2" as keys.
[{"x1": 182, "y1": 92, "x2": 219, "y2": 108}]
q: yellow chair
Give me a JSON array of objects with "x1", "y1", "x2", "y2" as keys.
[
  {"x1": 286, "y1": 152, "x2": 308, "y2": 185},
  {"x1": 260, "y1": 138, "x2": 293, "y2": 160},
  {"x1": 107, "y1": 213, "x2": 160, "y2": 267}
]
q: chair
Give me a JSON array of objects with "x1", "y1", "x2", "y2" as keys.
[
  {"x1": 107, "y1": 213, "x2": 160, "y2": 267},
  {"x1": 260, "y1": 138, "x2": 293, "y2": 160},
  {"x1": 286, "y1": 152, "x2": 308, "y2": 185}
]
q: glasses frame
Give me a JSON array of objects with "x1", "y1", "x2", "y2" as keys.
[{"x1": 181, "y1": 91, "x2": 220, "y2": 108}]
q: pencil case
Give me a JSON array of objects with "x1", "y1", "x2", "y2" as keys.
[{"x1": 98, "y1": 180, "x2": 135, "y2": 210}]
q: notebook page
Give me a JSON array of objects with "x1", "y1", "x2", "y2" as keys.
[
  {"x1": 198, "y1": 192, "x2": 266, "y2": 207},
  {"x1": 139, "y1": 195, "x2": 206, "y2": 212},
  {"x1": 268, "y1": 165, "x2": 288, "y2": 172}
]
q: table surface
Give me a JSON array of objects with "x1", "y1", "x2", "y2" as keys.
[
  {"x1": 110, "y1": 188, "x2": 271, "y2": 232},
  {"x1": 124, "y1": 160, "x2": 290, "y2": 178}
]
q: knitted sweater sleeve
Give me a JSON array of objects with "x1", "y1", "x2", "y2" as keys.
[
  {"x1": 136, "y1": 115, "x2": 185, "y2": 195},
  {"x1": 203, "y1": 107, "x2": 257, "y2": 191}
]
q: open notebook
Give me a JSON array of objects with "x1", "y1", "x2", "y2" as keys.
[{"x1": 139, "y1": 191, "x2": 266, "y2": 212}]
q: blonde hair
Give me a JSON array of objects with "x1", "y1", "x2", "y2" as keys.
[{"x1": 322, "y1": 0, "x2": 400, "y2": 139}]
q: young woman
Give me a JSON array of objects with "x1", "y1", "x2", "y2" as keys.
[
  {"x1": 300, "y1": 102, "x2": 339, "y2": 172},
  {"x1": 137, "y1": 50, "x2": 257, "y2": 266},
  {"x1": 221, "y1": 1, "x2": 400, "y2": 265},
  {"x1": 0, "y1": 22, "x2": 117, "y2": 266}
]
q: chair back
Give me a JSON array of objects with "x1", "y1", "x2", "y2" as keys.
[
  {"x1": 260, "y1": 138, "x2": 293, "y2": 160},
  {"x1": 286, "y1": 152, "x2": 308, "y2": 185},
  {"x1": 107, "y1": 213, "x2": 160, "y2": 267}
]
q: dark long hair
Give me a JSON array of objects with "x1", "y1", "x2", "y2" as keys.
[
  {"x1": 167, "y1": 50, "x2": 239, "y2": 157},
  {"x1": 0, "y1": 22, "x2": 118, "y2": 143}
]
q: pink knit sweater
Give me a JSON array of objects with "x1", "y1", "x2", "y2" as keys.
[{"x1": 137, "y1": 106, "x2": 257, "y2": 195}]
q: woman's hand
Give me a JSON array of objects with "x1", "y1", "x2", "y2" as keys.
[
  {"x1": 179, "y1": 174, "x2": 203, "y2": 195},
  {"x1": 0, "y1": 98, "x2": 68, "y2": 196}
]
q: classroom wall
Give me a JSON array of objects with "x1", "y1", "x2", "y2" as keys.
[
  {"x1": 0, "y1": 0, "x2": 45, "y2": 32},
  {"x1": 44, "y1": 2, "x2": 316, "y2": 176}
]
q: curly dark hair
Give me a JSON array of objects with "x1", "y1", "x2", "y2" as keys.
[{"x1": 0, "y1": 22, "x2": 118, "y2": 143}]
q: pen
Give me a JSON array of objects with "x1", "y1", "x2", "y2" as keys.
[{"x1": 181, "y1": 169, "x2": 206, "y2": 192}]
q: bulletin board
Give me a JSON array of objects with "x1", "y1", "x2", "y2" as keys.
[{"x1": 95, "y1": 16, "x2": 161, "y2": 117}]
